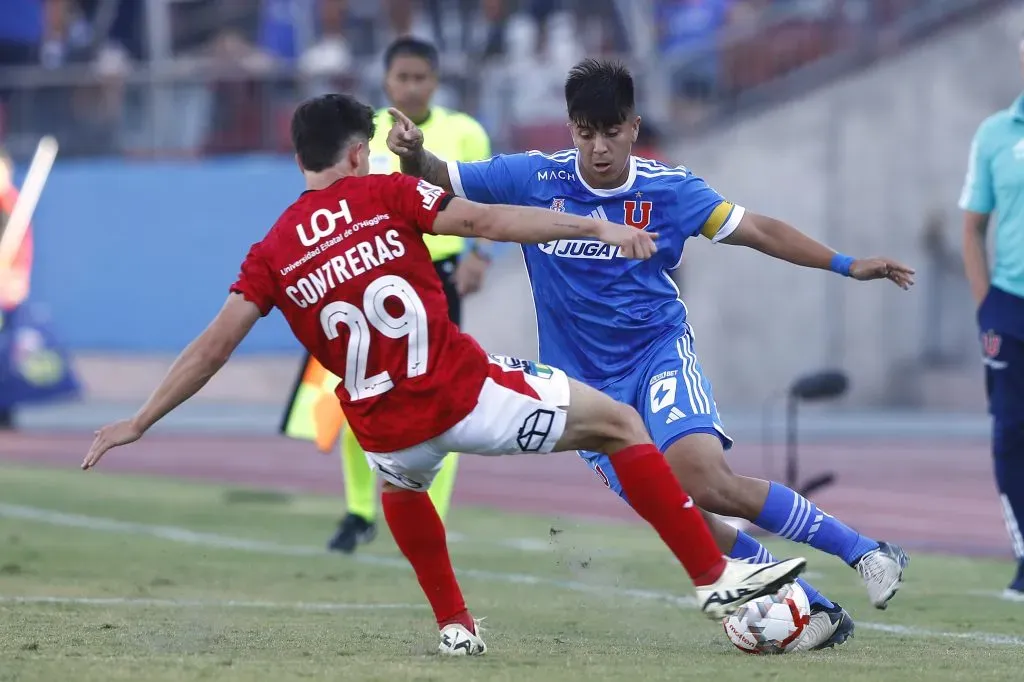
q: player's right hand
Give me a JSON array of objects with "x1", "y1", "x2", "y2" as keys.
[
  {"x1": 595, "y1": 222, "x2": 658, "y2": 260},
  {"x1": 81, "y1": 418, "x2": 144, "y2": 470},
  {"x1": 386, "y1": 107, "x2": 424, "y2": 159}
]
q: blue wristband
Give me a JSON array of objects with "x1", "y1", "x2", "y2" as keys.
[{"x1": 830, "y1": 253, "x2": 854, "y2": 277}]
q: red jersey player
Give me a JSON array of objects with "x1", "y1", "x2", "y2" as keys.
[{"x1": 83, "y1": 93, "x2": 805, "y2": 656}]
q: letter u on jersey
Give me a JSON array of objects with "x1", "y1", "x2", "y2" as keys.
[{"x1": 623, "y1": 200, "x2": 653, "y2": 229}]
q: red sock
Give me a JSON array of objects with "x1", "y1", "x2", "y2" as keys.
[
  {"x1": 609, "y1": 444, "x2": 726, "y2": 585},
  {"x1": 382, "y1": 489, "x2": 474, "y2": 631}
]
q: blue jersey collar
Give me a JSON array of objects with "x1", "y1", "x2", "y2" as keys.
[{"x1": 574, "y1": 154, "x2": 638, "y2": 197}]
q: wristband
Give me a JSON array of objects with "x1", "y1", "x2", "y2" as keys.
[{"x1": 830, "y1": 253, "x2": 854, "y2": 277}]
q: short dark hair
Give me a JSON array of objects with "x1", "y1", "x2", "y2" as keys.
[
  {"x1": 384, "y1": 36, "x2": 439, "y2": 72},
  {"x1": 290, "y1": 93, "x2": 376, "y2": 173},
  {"x1": 564, "y1": 58, "x2": 635, "y2": 129}
]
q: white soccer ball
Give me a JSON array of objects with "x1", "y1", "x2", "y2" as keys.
[{"x1": 722, "y1": 582, "x2": 811, "y2": 654}]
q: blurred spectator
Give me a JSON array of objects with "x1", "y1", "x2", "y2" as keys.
[
  {"x1": 258, "y1": 0, "x2": 315, "y2": 64},
  {"x1": 298, "y1": 0, "x2": 353, "y2": 84},
  {"x1": 424, "y1": 0, "x2": 476, "y2": 58},
  {"x1": 386, "y1": 0, "x2": 416, "y2": 37},
  {"x1": 39, "y1": 0, "x2": 93, "y2": 69},
  {"x1": 656, "y1": 0, "x2": 739, "y2": 124},
  {"x1": 0, "y1": 0, "x2": 43, "y2": 67},
  {"x1": 4, "y1": 0, "x2": 131, "y2": 157}
]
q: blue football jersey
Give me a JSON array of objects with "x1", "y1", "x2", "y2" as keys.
[{"x1": 449, "y1": 149, "x2": 745, "y2": 386}]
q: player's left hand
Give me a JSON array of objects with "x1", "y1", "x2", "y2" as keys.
[
  {"x1": 82, "y1": 419, "x2": 144, "y2": 470},
  {"x1": 849, "y1": 257, "x2": 916, "y2": 290},
  {"x1": 454, "y1": 252, "x2": 489, "y2": 296},
  {"x1": 386, "y1": 107, "x2": 424, "y2": 159}
]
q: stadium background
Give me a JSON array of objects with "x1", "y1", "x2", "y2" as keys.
[{"x1": 1, "y1": 2, "x2": 1023, "y2": 679}]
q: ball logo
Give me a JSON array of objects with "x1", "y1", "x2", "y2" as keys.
[{"x1": 296, "y1": 200, "x2": 353, "y2": 247}]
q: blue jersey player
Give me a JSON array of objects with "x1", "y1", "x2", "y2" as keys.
[{"x1": 388, "y1": 59, "x2": 915, "y2": 651}]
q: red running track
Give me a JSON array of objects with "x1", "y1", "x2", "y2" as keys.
[{"x1": 0, "y1": 431, "x2": 1011, "y2": 558}]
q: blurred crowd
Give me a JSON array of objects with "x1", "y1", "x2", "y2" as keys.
[{"x1": 0, "y1": 0, "x2": 999, "y2": 158}]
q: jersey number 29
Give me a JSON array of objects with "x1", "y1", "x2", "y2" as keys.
[{"x1": 319, "y1": 275, "x2": 428, "y2": 401}]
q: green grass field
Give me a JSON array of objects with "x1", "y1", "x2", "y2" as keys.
[{"x1": 0, "y1": 464, "x2": 1021, "y2": 681}]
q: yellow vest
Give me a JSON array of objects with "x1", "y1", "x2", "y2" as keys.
[{"x1": 369, "y1": 106, "x2": 491, "y2": 261}]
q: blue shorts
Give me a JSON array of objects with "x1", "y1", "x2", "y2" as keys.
[
  {"x1": 579, "y1": 327, "x2": 732, "y2": 500},
  {"x1": 979, "y1": 286, "x2": 1024, "y2": 427}
]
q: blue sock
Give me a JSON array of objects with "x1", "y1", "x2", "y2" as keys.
[
  {"x1": 755, "y1": 482, "x2": 878, "y2": 566},
  {"x1": 730, "y1": 530, "x2": 833, "y2": 610}
]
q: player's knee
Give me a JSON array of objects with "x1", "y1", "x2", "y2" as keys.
[
  {"x1": 664, "y1": 437, "x2": 745, "y2": 515},
  {"x1": 583, "y1": 401, "x2": 650, "y2": 454},
  {"x1": 603, "y1": 402, "x2": 650, "y2": 450}
]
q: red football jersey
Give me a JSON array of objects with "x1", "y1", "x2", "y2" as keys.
[{"x1": 231, "y1": 173, "x2": 489, "y2": 453}]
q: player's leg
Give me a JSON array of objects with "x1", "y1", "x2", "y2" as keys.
[
  {"x1": 982, "y1": 330, "x2": 1024, "y2": 596},
  {"x1": 426, "y1": 453, "x2": 459, "y2": 520},
  {"x1": 583, "y1": 339, "x2": 844, "y2": 614},
  {"x1": 553, "y1": 375, "x2": 807, "y2": 620},
  {"x1": 701, "y1": 510, "x2": 833, "y2": 608},
  {"x1": 327, "y1": 426, "x2": 379, "y2": 553},
  {"x1": 367, "y1": 446, "x2": 485, "y2": 656},
  {"x1": 995, "y1": 423, "x2": 1024, "y2": 597},
  {"x1": 581, "y1": 430, "x2": 851, "y2": 643},
  {"x1": 706, "y1": 511, "x2": 854, "y2": 651},
  {"x1": 421, "y1": 254, "x2": 464, "y2": 522},
  {"x1": 651, "y1": 331, "x2": 906, "y2": 610}
]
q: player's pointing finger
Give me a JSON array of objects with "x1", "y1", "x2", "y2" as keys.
[{"x1": 387, "y1": 107, "x2": 414, "y2": 131}]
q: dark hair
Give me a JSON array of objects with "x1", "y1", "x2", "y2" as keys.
[
  {"x1": 564, "y1": 58, "x2": 635, "y2": 129},
  {"x1": 290, "y1": 93, "x2": 376, "y2": 172},
  {"x1": 384, "y1": 36, "x2": 439, "y2": 72}
]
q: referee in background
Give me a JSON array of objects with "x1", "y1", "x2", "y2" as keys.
[
  {"x1": 283, "y1": 37, "x2": 494, "y2": 554},
  {"x1": 960, "y1": 37, "x2": 1024, "y2": 600}
]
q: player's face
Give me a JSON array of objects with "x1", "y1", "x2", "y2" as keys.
[
  {"x1": 570, "y1": 116, "x2": 640, "y2": 188},
  {"x1": 384, "y1": 55, "x2": 437, "y2": 121}
]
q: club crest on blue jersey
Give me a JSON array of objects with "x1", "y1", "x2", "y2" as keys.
[{"x1": 624, "y1": 200, "x2": 653, "y2": 229}]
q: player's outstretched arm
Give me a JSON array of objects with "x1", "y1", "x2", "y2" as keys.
[
  {"x1": 433, "y1": 197, "x2": 658, "y2": 260},
  {"x1": 721, "y1": 212, "x2": 915, "y2": 290},
  {"x1": 386, "y1": 108, "x2": 454, "y2": 192},
  {"x1": 81, "y1": 294, "x2": 262, "y2": 470}
]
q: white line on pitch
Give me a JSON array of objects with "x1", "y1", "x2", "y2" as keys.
[
  {"x1": 0, "y1": 595, "x2": 424, "y2": 611},
  {"x1": 2, "y1": 503, "x2": 1021, "y2": 647}
]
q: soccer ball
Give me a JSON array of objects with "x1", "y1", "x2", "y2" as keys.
[{"x1": 722, "y1": 582, "x2": 811, "y2": 654}]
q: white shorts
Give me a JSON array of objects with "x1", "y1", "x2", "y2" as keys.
[{"x1": 365, "y1": 355, "x2": 571, "y2": 491}]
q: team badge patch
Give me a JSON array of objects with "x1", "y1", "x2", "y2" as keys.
[
  {"x1": 982, "y1": 330, "x2": 1002, "y2": 359},
  {"x1": 549, "y1": 198, "x2": 565, "y2": 212}
]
